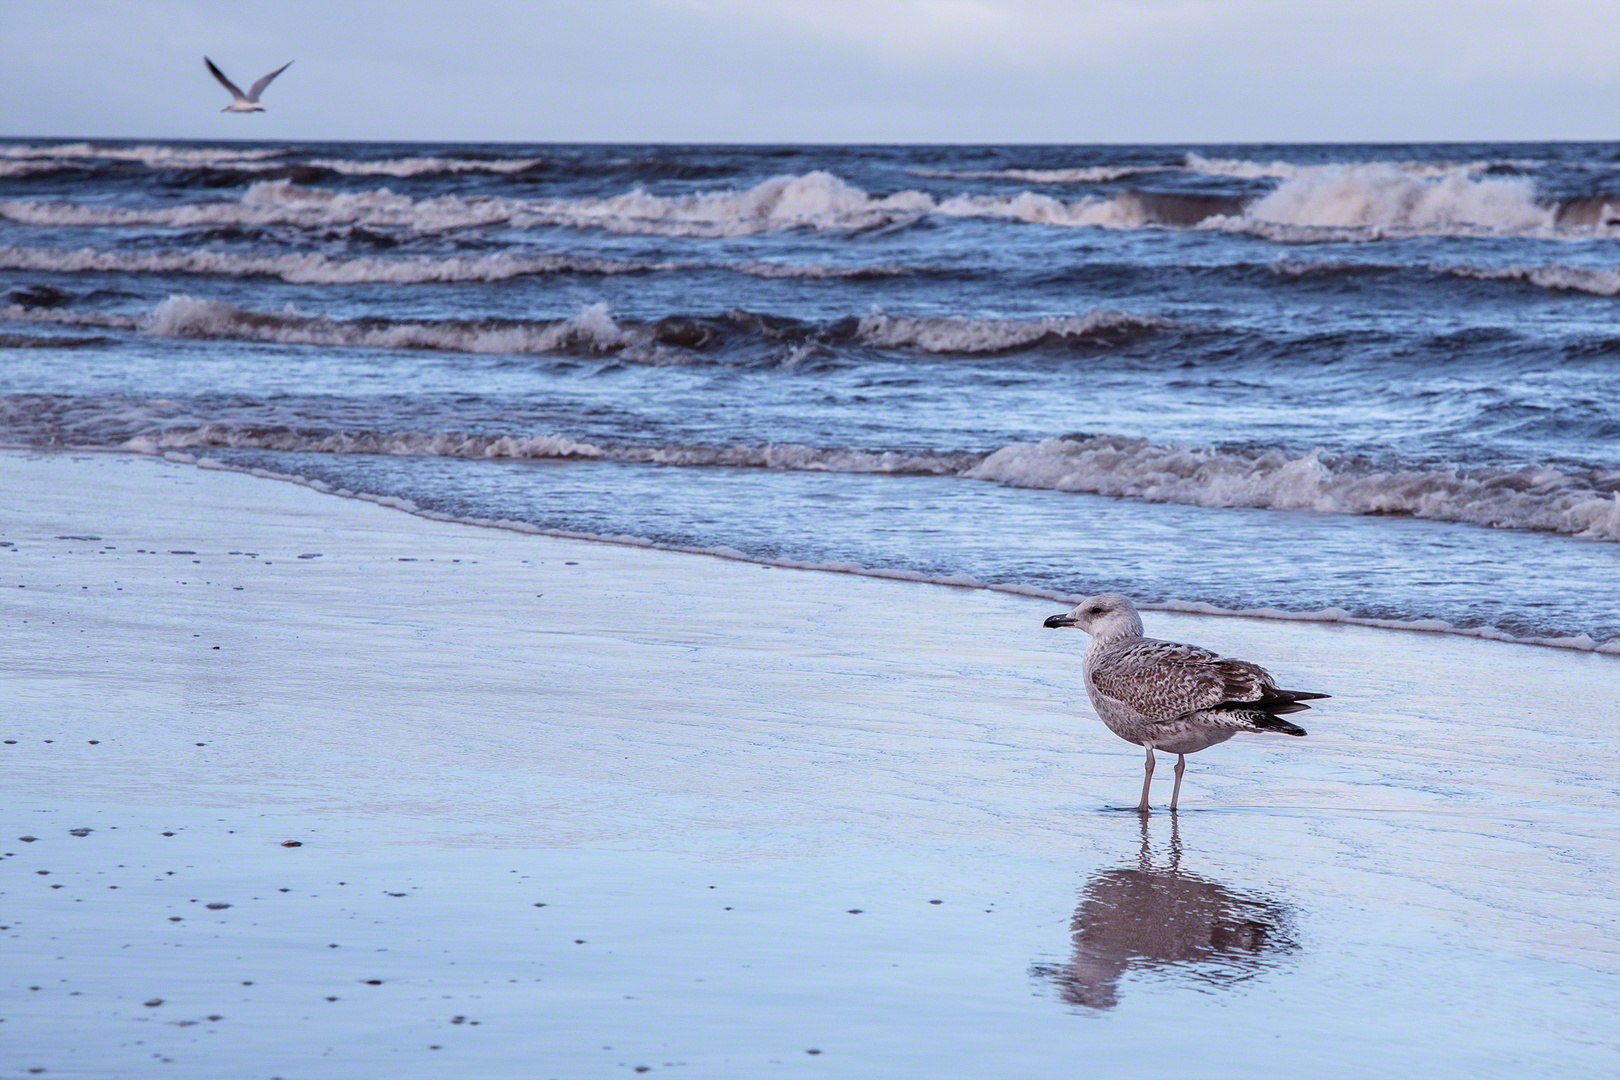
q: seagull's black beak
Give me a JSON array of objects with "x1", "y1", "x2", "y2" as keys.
[{"x1": 1044, "y1": 613, "x2": 1077, "y2": 628}]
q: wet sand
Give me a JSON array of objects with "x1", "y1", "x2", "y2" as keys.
[{"x1": 2, "y1": 450, "x2": 1617, "y2": 1079}]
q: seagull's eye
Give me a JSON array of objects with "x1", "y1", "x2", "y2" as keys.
[{"x1": 1088, "y1": 606, "x2": 1104, "y2": 615}]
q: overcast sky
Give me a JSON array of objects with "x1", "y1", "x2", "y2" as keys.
[{"x1": 3, "y1": 0, "x2": 1618, "y2": 144}]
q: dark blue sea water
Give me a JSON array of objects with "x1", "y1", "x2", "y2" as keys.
[{"x1": 2, "y1": 140, "x2": 1618, "y2": 647}]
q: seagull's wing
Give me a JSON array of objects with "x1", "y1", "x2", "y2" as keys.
[
  {"x1": 204, "y1": 57, "x2": 248, "y2": 102},
  {"x1": 1090, "y1": 638, "x2": 1281, "y2": 724},
  {"x1": 246, "y1": 61, "x2": 293, "y2": 103}
]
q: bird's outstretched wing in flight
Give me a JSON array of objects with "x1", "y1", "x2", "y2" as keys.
[
  {"x1": 247, "y1": 61, "x2": 293, "y2": 103},
  {"x1": 204, "y1": 57, "x2": 248, "y2": 102}
]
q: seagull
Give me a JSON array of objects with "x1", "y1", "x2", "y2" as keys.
[
  {"x1": 204, "y1": 57, "x2": 293, "y2": 113},
  {"x1": 1044, "y1": 594, "x2": 1327, "y2": 812}
]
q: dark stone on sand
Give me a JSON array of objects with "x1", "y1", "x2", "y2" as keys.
[
  {"x1": 19, "y1": 836, "x2": 36, "y2": 842},
  {"x1": 206, "y1": 902, "x2": 230, "y2": 910},
  {"x1": 69, "y1": 829, "x2": 90, "y2": 837},
  {"x1": 847, "y1": 909, "x2": 862, "y2": 914},
  {"x1": 280, "y1": 841, "x2": 302, "y2": 847},
  {"x1": 144, "y1": 998, "x2": 162, "y2": 1007},
  {"x1": 297, "y1": 553, "x2": 322, "y2": 559}
]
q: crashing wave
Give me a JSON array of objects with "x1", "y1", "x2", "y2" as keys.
[
  {"x1": 0, "y1": 160, "x2": 82, "y2": 179},
  {"x1": 1271, "y1": 258, "x2": 1620, "y2": 298},
  {"x1": 1, "y1": 165, "x2": 1611, "y2": 242},
  {"x1": 1184, "y1": 154, "x2": 1511, "y2": 181},
  {"x1": 0, "y1": 180, "x2": 524, "y2": 232},
  {"x1": 306, "y1": 156, "x2": 548, "y2": 177},
  {"x1": 142, "y1": 297, "x2": 648, "y2": 355},
  {"x1": 123, "y1": 425, "x2": 983, "y2": 475},
  {"x1": 1206, "y1": 165, "x2": 1564, "y2": 240},
  {"x1": 5, "y1": 386, "x2": 1616, "y2": 542},
  {"x1": 0, "y1": 142, "x2": 293, "y2": 168},
  {"x1": 0, "y1": 246, "x2": 676, "y2": 283},
  {"x1": 964, "y1": 435, "x2": 1620, "y2": 542},
  {"x1": 3, "y1": 297, "x2": 1169, "y2": 358},
  {"x1": 1438, "y1": 262, "x2": 1620, "y2": 297},
  {"x1": 907, "y1": 165, "x2": 1165, "y2": 183},
  {"x1": 0, "y1": 245, "x2": 915, "y2": 284},
  {"x1": 852, "y1": 311, "x2": 1172, "y2": 353},
  {"x1": 0, "y1": 173, "x2": 1252, "y2": 237}
]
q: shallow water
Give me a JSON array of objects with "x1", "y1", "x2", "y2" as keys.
[{"x1": 3, "y1": 140, "x2": 1619, "y2": 645}]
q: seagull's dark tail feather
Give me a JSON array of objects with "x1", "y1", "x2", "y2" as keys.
[{"x1": 1249, "y1": 714, "x2": 1308, "y2": 737}]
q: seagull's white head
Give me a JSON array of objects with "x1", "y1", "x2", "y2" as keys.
[{"x1": 1043, "y1": 593, "x2": 1143, "y2": 639}]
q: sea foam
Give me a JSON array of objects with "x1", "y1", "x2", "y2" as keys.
[
  {"x1": 95, "y1": 419, "x2": 1620, "y2": 543},
  {"x1": 3, "y1": 167, "x2": 1605, "y2": 240}
]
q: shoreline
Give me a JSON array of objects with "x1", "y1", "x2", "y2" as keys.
[{"x1": 35, "y1": 444, "x2": 1620, "y2": 657}]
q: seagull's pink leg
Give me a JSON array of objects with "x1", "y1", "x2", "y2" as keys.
[
  {"x1": 1170, "y1": 754, "x2": 1186, "y2": 812},
  {"x1": 1138, "y1": 746, "x2": 1155, "y2": 812}
]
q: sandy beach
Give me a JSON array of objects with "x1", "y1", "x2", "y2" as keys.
[{"x1": 2, "y1": 449, "x2": 1618, "y2": 1078}]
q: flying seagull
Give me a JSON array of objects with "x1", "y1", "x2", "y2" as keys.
[
  {"x1": 205, "y1": 57, "x2": 293, "y2": 113},
  {"x1": 1044, "y1": 594, "x2": 1327, "y2": 812}
]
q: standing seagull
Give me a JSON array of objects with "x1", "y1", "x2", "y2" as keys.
[
  {"x1": 204, "y1": 57, "x2": 293, "y2": 113},
  {"x1": 1044, "y1": 594, "x2": 1327, "y2": 812}
]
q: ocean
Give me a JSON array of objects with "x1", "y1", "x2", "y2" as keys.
[{"x1": 1, "y1": 139, "x2": 1617, "y2": 650}]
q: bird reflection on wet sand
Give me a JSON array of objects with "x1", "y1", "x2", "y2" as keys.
[{"x1": 1034, "y1": 817, "x2": 1297, "y2": 1010}]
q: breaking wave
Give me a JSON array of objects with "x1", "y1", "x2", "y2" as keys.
[
  {"x1": 1436, "y1": 262, "x2": 1620, "y2": 298},
  {"x1": 6, "y1": 167, "x2": 1604, "y2": 240},
  {"x1": 305, "y1": 156, "x2": 548, "y2": 177},
  {"x1": 0, "y1": 142, "x2": 292, "y2": 167},
  {"x1": 851, "y1": 311, "x2": 1171, "y2": 352},
  {"x1": 907, "y1": 165, "x2": 1166, "y2": 183},
  {"x1": 1183, "y1": 154, "x2": 1515, "y2": 181},
  {"x1": 0, "y1": 160, "x2": 84, "y2": 179},
  {"x1": 965, "y1": 436, "x2": 1620, "y2": 542},
  {"x1": 124, "y1": 426, "x2": 983, "y2": 476},
  {"x1": 11, "y1": 398, "x2": 1614, "y2": 542},
  {"x1": 0, "y1": 142, "x2": 549, "y2": 178},
  {"x1": 1231, "y1": 165, "x2": 1554, "y2": 234},
  {"x1": 118, "y1": 426, "x2": 1620, "y2": 547},
  {"x1": 0, "y1": 181, "x2": 524, "y2": 232},
  {"x1": 0, "y1": 173, "x2": 1264, "y2": 237},
  {"x1": 0, "y1": 246, "x2": 676, "y2": 282},
  {"x1": 0, "y1": 245, "x2": 915, "y2": 284},
  {"x1": 909, "y1": 155, "x2": 1519, "y2": 187},
  {"x1": 1270, "y1": 258, "x2": 1620, "y2": 298},
  {"x1": 2, "y1": 298, "x2": 1168, "y2": 359}
]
